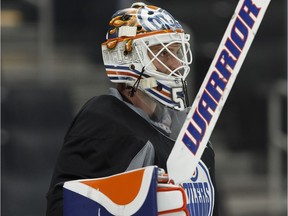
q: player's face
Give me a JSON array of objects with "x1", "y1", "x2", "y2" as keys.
[{"x1": 148, "y1": 43, "x2": 182, "y2": 75}]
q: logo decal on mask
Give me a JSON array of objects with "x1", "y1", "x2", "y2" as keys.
[{"x1": 137, "y1": 7, "x2": 182, "y2": 31}]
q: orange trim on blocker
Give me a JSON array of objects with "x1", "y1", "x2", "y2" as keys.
[
  {"x1": 81, "y1": 169, "x2": 145, "y2": 205},
  {"x1": 157, "y1": 186, "x2": 189, "y2": 216}
]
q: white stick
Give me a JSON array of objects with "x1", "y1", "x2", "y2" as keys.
[{"x1": 167, "y1": 0, "x2": 271, "y2": 184}]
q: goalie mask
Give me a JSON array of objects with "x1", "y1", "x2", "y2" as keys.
[{"x1": 101, "y1": 2, "x2": 192, "y2": 111}]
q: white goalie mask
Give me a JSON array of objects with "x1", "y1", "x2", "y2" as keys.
[{"x1": 101, "y1": 2, "x2": 193, "y2": 110}]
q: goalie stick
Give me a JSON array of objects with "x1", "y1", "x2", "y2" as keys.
[{"x1": 167, "y1": 0, "x2": 271, "y2": 184}]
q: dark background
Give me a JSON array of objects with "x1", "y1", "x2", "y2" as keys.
[{"x1": 1, "y1": 0, "x2": 287, "y2": 215}]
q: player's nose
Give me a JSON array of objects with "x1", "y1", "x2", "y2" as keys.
[{"x1": 167, "y1": 57, "x2": 182, "y2": 71}]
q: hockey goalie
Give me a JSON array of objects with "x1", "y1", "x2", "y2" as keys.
[{"x1": 46, "y1": 1, "x2": 270, "y2": 215}]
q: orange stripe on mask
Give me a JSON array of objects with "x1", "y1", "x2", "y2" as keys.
[
  {"x1": 107, "y1": 70, "x2": 140, "y2": 79},
  {"x1": 152, "y1": 87, "x2": 171, "y2": 98}
]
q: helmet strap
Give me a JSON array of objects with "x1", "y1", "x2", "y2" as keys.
[
  {"x1": 129, "y1": 67, "x2": 145, "y2": 97},
  {"x1": 181, "y1": 79, "x2": 189, "y2": 108}
]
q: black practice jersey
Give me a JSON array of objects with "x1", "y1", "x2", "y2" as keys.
[{"x1": 46, "y1": 94, "x2": 218, "y2": 216}]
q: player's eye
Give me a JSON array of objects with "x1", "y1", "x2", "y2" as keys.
[{"x1": 159, "y1": 50, "x2": 169, "y2": 57}]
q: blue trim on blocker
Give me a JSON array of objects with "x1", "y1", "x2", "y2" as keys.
[
  {"x1": 63, "y1": 189, "x2": 109, "y2": 216},
  {"x1": 63, "y1": 167, "x2": 159, "y2": 216}
]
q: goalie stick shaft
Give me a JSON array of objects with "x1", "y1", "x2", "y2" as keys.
[{"x1": 167, "y1": 0, "x2": 271, "y2": 184}]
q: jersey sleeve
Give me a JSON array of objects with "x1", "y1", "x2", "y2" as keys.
[{"x1": 46, "y1": 96, "x2": 155, "y2": 216}]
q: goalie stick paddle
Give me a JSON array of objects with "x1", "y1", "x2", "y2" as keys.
[{"x1": 167, "y1": 0, "x2": 271, "y2": 184}]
